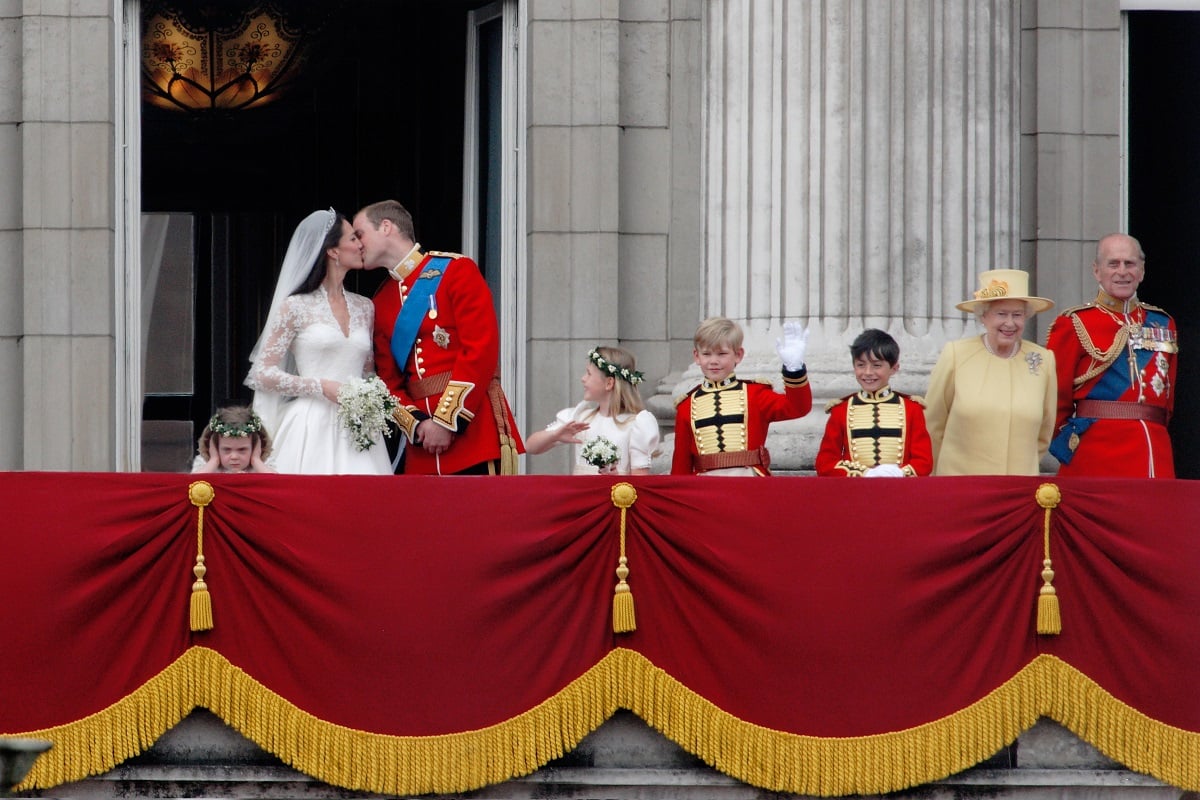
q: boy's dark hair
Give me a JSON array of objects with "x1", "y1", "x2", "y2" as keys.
[{"x1": 849, "y1": 329, "x2": 900, "y2": 366}]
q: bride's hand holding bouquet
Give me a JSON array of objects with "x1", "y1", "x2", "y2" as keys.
[{"x1": 337, "y1": 376, "x2": 398, "y2": 451}]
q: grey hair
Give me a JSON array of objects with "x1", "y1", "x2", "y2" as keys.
[
  {"x1": 1094, "y1": 233, "x2": 1146, "y2": 262},
  {"x1": 974, "y1": 300, "x2": 1033, "y2": 321}
]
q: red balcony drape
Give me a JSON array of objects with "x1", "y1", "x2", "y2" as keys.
[{"x1": 1, "y1": 473, "x2": 1197, "y2": 795}]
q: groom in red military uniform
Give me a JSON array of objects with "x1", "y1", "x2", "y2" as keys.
[
  {"x1": 354, "y1": 200, "x2": 522, "y2": 475},
  {"x1": 1045, "y1": 233, "x2": 1178, "y2": 478}
]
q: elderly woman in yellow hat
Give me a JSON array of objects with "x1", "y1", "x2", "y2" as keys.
[{"x1": 925, "y1": 269, "x2": 1057, "y2": 475}]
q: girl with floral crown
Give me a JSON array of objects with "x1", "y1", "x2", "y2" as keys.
[
  {"x1": 192, "y1": 402, "x2": 277, "y2": 473},
  {"x1": 525, "y1": 346, "x2": 660, "y2": 474}
]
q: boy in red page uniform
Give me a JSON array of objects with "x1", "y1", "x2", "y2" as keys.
[
  {"x1": 672, "y1": 317, "x2": 812, "y2": 476},
  {"x1": 816, "y1": 329, "x2": 932, "y2": 477}
]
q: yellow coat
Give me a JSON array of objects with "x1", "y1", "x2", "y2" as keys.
[{"x1": 924, "y1": 336, "x2": 1057, "y2": 476}]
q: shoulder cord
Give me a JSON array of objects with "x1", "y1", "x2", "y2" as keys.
[{"x1": 1070, "y1": 313, "x2": 1130, "y2": 387}]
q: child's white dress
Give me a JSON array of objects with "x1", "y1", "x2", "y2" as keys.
[{"x1": 545, "y1": 401, "x2": 660, "y2": 474}]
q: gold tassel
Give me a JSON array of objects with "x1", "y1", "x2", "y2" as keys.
[
  {"x1": 487, "y1": 376, "x2": 521, "y2": 475},
  {"x1": 610, "y1": 482, "x2": 638, "y2": 633},
  {"x1": 188, "y1": 481, "x2": 215, "y2": 632},
  {"x1": 1035, "y1": 483, "x2": 1061, "y2": 635}
]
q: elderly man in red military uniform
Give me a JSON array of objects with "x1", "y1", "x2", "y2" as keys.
[
  {"x1": 1045, "y1": 233, "x2": 1178, "y2": 478},
  {"x1": 354, "y1": 200, "x2": 522, "y2": 475}
]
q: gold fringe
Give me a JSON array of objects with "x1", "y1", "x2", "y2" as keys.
[
  {"x1": 5, "y1": 649, "x2": 1198, "y2": 795},
  {"x1": 610, "y1": 483, "x2": 638, "y2": 633},
  {"x1": 188, "y1": 481, "x2": 215, "y2": 632},
  {"x1": 1035, "y1": 483, "x2": 1062, "y2": 635}
]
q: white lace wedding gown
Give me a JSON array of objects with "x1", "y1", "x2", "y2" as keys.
[{"x1": 245, "y1": 286, "x2": 392, "y2": 475}]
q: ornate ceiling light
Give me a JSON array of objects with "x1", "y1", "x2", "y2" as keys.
[{"x1": 141, "y1": 2, "x2": 312, "y2": 113}]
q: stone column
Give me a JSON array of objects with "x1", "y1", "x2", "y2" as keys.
[
  {"x1": 6, "y1": 7, "x2": 118, "y2": 469},
  {"x1": 525, "y1": 4, "x2": 705, "y2": 475},
  {"x1": 659, "y1": 0, "x2": 1022, "y2": 471}
]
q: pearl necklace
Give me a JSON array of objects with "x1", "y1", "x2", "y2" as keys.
[{"x1": 981, "y1": 335, "x2": 1020, "y2": 359}]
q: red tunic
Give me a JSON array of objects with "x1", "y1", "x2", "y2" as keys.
[
  {"x1": 372, "y1": 252, "x2": 522, "y2": 475},
  {"x1": 815, "y1": 391, "x2": 933, "y2": 477},
  {"x1": 1044, "y1": 294, "x2": 1177, "y2": 478},
  {"x1": 671, "y1": 372, "x2": 812, "y2": 476}
]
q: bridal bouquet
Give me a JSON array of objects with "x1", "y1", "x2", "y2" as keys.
[
  {"x1": 336, "y1": 376, "x2": 398, "y2": 451},
  {"x1": 581, "y1": 436, "x2": 619, "y2": 470}
]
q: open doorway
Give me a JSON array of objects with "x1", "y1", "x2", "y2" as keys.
[
  {"x1": 138, "y1": 0, "x2": 513, "y2": 470},
  {"x1": 1127, "y1": 9, "x2": 1200, "y2": 478}
]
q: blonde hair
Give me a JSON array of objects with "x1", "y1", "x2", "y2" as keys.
[
  {"x1": 587, "y1": 346, "x2": 646, "y2": 418},
  {"x1": 693, "y1": 317, "x2": 743, "y2": 350},
  {"x1": 197, "y1": 403, "x2": 272, "y2": 461}
]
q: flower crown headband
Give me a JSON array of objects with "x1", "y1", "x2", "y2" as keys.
[
  {"x1": 588, "y1": 348, "x2": 644, "y2": 385},
  {"x1": 208, "y1": 411, "x2": 264, "y2": 438}
]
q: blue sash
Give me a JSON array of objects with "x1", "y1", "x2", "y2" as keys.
[
  {"x1": 390, "y1": 257, "x2": 450, "y2": 375},
  {"x1": 1050, "y1": 308, "x2": 1170, "y2": 464}
]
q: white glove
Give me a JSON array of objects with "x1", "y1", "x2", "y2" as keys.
[
  {"x1": 863, "y1": 464, "x2": 906, "y2": 478},
  {"x1": 775, "y1": 321, "x2": 809, "y2": 372}
]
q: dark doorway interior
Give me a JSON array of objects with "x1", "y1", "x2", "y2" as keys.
[
  {"x1": 1128, "y1": 11, "x2": 1200, "y2": 478},
  {"x1": 141, "y1": 0, "x2": 489, "y2": 469}
]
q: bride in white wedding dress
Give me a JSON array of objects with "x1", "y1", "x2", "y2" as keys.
[{"x1": 245, "y1": 209, "x2": 392, "y2": 475}]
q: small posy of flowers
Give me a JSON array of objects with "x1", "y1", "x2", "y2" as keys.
[
  {"x1": 337, "y1": 376, "x2": 398, "y2": 451},
  {"x1": 581, "y1": 436, "x2": 619, "y2": 469}
]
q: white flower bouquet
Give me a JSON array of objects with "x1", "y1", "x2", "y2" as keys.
[
  {"x1": 581, "y1": 435, "x2": 619, "y2": 469},
  {"x1": 336, "y1": 376, "x2": 398, "y2": 451}
]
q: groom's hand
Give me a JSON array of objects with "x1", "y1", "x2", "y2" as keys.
[{"x1": 416, "y1": 419, "x2": 454, "y2": 455}]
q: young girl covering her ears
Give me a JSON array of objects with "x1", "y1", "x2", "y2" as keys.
[
  {"x1": 191, "y1": 402, "x2": 277, "y2": 474},
  {"x1": 525, "y1": 346, "x2": 660, "y2": 474}
]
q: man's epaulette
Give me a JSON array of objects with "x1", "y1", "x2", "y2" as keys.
[
  {"x1": 824, "y1": 394, "x2": 855, "y2": 413},
  {"x1": 904, "y1": 393, "x2": 926, "y2": 408},
  {"x1": 1142, "y1": 301, "x2": 1172, "y2": 317},
  {"x1": 746, "y1": 377, "x2": 773, "y2": 386},
  {"x1": 427, "y1": 250, "x2": 465, "y2": 259},
  {"x1": 1055, "y1": 302, "x2": 1094, "y2": 318}
]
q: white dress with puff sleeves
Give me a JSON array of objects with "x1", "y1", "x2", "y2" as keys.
[{"x1": 545, "y1": 401, "x2": 660, "y2": 474}]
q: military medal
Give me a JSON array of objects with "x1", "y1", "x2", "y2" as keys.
[
  {"x1": 428, "y1": 296, "x2": 438, "y2": 320},
  {"x1": 433, "y1": 325, "x2": 450, "y2": 349}
]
